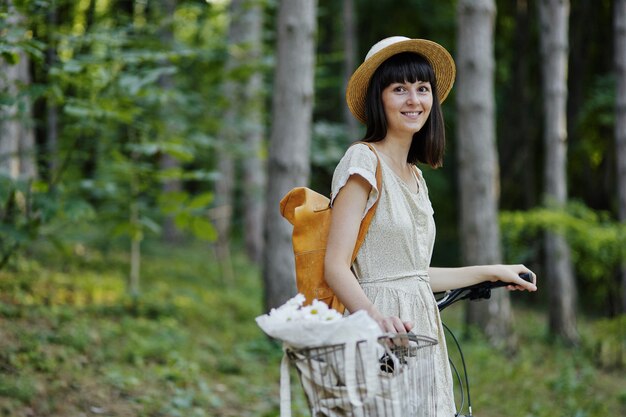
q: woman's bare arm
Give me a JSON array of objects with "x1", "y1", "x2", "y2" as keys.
[
  {"x1": 428, "y1": 265, "x2": 537, "y2": 293},
  {"x1": 324, "y1": 175, "x2": 411, "y2": 333}
]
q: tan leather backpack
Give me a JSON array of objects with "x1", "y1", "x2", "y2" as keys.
[{"x1": 279, "y1": 142, "x2": 382, "y2": 314}]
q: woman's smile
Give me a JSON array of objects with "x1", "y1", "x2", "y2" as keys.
[{"x1": 401, "y1": 111, "x2": 423, "y2": 118}]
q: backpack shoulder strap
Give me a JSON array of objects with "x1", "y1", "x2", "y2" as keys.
[{"x1": 350, "y1": 142, "x2": 382, "y2": 262}]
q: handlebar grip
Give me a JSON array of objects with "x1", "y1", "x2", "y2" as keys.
[{"x1": 519, "y1": 272, "x2": 533, "y2": 283}]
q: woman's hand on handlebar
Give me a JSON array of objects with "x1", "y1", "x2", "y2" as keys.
[{"x1": 488, "y1": 264, "x2": 537, "y2": 292}]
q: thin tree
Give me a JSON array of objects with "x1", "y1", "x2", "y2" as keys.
[
  {"x1": 263, "y1": 0, "x2": 317, "y2": 310},
  {"x1": 456, "y1": 0, "x2": 514, "y2": 348},
  {"x1": 213, "y1": 0, "x2": 246, "y2": 282},
  {"x1": 213, "y1": 0, "x2": 266, "y2": 267},
  {"x1": 115, "y1": 0, "x2": 141, "y2": 299},
  {"x1": 538, "y1": 0, "x2": 578, "y2": 343},
  {"x1": 158, "y1": 0, "x2": 184, "y2": 243},
  {"x1": 241, "y1": 0, "x2": 266, "y2": 264},
  {"x1": 615, "y1": 0, "x2": 626, "y2": 313},
  {"x1": 342, "y1": 0, "x2": 359, "y2": 141},
  {"x1": 0, "y1": 0, "x2": 37, "y2": 180},
  {"x1": 0, "y1": 0, "x2": 37, "y2": 270}
]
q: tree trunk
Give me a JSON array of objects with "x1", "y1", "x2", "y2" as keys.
[
  {"x1": 456, "y1": 0, "x2": 514, "y2": 348},
  {"x1": 538, "y1": 0, "x2": 578, "y2": 344},
  {"x1": 214, "y1": 152, "x2": 235, "y2": 283},
  {"x1": 615, "y1": 0, "x2": 626, "y2": 313},
  {"x1": 342, "y1": 0, "x2": 359, "y2": 140},
  {"x1": 0, "y1": 138, "x2": 19, "y2": 178},
  {"x1": 157, "y1": 0, "x2": 183, "y2": 243},
  {"x1": 241, "y1": 0, "x2": 266, "y2": 264},
  {"x1": 0, "y1": 1, "x2": 37, "y2": 180},
  {"x1": 17, "y1": 58, "x2": 37, "y2": 180},
  {"x1": 263, "y1": 0, "x2": 317, "y2": 310},
  {"x1": 0, "y1": 95, "x2": 19, "y2": 177},
  {"x1": 213, "y1": 0, "x2": 248, "y2": 282}
]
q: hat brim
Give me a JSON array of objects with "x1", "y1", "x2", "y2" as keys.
[{"x1": 346, "y1": 39, "x2": 456, "y2": 125}]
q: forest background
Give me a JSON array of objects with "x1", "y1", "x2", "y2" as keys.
[{"x1": 0, "y1": 0, "x2": 625, "y2": 416}]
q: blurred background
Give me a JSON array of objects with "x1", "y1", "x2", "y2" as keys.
[{"x1": 0, "y1": 0, "x2": 624, "y2": 416}]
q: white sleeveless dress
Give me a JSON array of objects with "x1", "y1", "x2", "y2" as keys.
[{"x1": 330, "y1": 143, "x2": 456, "y2": 417}]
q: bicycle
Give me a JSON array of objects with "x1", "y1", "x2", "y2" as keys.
[
  {"x1": 284, "y1": 273, "x2": 533, "y2": 417},
  {"x1": 436, "y1": 272, "x2": 534, "y2": 417}
]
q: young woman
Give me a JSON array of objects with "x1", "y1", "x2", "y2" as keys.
[{"x1": 324, "y1": 36, "x2": 538, "y2": 416}]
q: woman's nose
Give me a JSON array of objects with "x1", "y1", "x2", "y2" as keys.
[{"x1": 406, "y1": 90, "x2": 420, "y2": 105}]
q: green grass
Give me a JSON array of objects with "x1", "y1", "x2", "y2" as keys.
[
  {"x1": 0, "y1": 240, "x2": 285, "y2": 417},
  {"x1": 441, "y1": 304, "x2": 625, "y2": 417},
  {"x1": 0, "y1": 239, "x2": 624, "y2": 416}
]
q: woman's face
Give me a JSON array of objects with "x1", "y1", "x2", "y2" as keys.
[{"x1": 381, "y1": 80, "x2": 433, "y2": 138}]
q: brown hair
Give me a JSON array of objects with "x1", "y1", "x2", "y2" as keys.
[{"x1": 362, "y1": 52, "x2": 446, "y2": 168}]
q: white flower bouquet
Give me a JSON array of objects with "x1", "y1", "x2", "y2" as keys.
[{"x1": 255, "y1": 293, "x2": 382, "y2": 349}]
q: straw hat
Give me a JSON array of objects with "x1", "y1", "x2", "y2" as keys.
[{"x1": 346, "y1": 36, "x2": 456, "y2": 124}]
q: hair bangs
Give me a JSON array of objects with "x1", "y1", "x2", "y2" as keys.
[{"x1": 376, "y1": 52, "x2": 436, "y2": 87}]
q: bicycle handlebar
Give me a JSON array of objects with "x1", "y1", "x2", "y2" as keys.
[{"x1": 436, "y1": 272, "x2": 533, "y2": 312}]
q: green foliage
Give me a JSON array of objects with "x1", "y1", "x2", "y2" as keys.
[
  {"x1": 575, "y1": 75, "x2": 616, "y2": 170},
  {"x1": 570, "y1": 75, "x2": 616, "y2": 207},
  {"x1": 0, "y1": 377, "x2": 35, "y2": 404},
  {"x1": 582, "y1": 315, "x2": 626, "y2": 370},
  {"x1": 442, "y1": 306, "x2": 625, "y2": 417},
  {"x1": 310, "y1": 121, "x2": 353, "y2": 172},
  {"x1": 0, "y1": 0, "x2": 230, "y2": 276},
  {"x1": 0, "y1": 175, "x2": 96, "y2": 271},
  {"x1": 0, "y1": 176, "x2": 41, "y2": 269},
  {"x1": 501, "y1": 201, "x2": 626, "y2": 309},
  {"x1": 0, "y1": 4, "x2": 45, "y2": 66},
  {"x1": 159, "y1": 191, "x2": 217, "y2": 241}
]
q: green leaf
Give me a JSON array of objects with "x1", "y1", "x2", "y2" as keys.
[
  {"x1": 1, "y1": 51, "x2": 19, "y2": 65},
  {"x1": 112, "y1": 222, "x2": 132, "y2": 237},
  {"x1": 159, "y1": 192, "x2": 188, "y2": 214},
  {"x1": 191, "y1": 217, "x2": 217, "y2": 242},
  {"x1": 62, "y1": 60, "x2": 83, "y2": 74},
  {"x1": 31, "y1": 181, "x2": 49, "y2": 193},
  {"x1": 161, "y1": 143, "x2": 195, "y2": 163},
  {"x1": 140, "y1": 216, "x2": 162, "y2": 235},
  {"x1": 174, "y1": 212, "x2": 191, "y2": 229},
  {"x1": 187, "y1": 192, "x2": 213, "y2": 210}
]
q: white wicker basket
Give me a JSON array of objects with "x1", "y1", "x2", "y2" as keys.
[{"x1": 285, "y1": 333, "x2": 438, "y2": 417}]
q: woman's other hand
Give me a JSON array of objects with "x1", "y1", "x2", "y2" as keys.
[
  {"x1": 488, "y1": 264, "x2": 537, "y2": 292},
  {"x1": 367, "y1": 307, "x2": 413, "y2": 333}
]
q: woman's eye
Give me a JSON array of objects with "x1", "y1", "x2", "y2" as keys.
[{"x1": 418, "y1": 85, "x2": 430, "y2": 93}]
